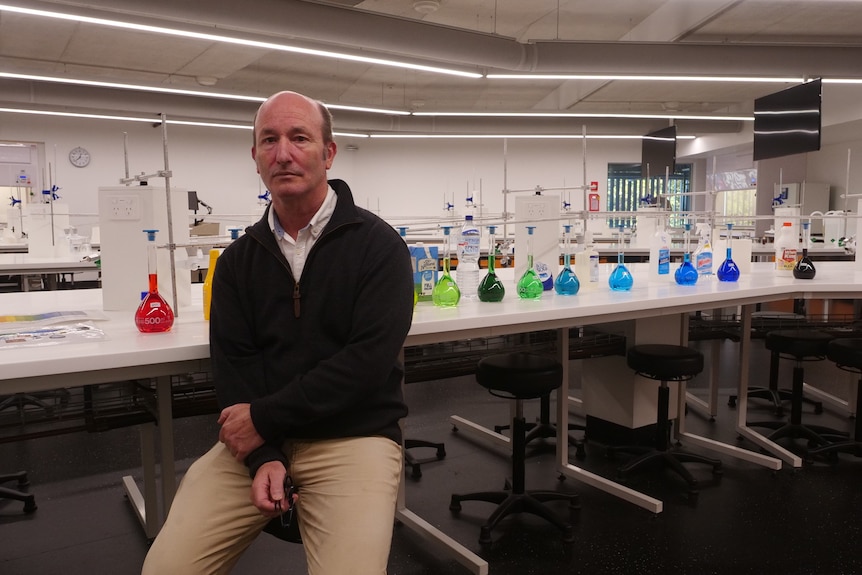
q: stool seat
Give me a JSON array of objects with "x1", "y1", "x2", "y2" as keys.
[
  {"x1": 765, "y1": 329, "x2": 832, "y2": 359},
  {"x1": 827, "y1": 338, "x2": 862, "y2": 370},
  {"x1": 476, "y1": 352, "x2": 563, "y2": 399},
  {"x1": 627, "y1": 344, "x2": 704, "y2": 381}
]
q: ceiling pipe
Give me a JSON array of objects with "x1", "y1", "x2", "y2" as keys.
[{"x1": 16, "y1": 0, "x2": 862, "y2": 77}]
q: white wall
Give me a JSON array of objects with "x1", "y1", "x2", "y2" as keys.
[{"x1": 3, "y1": 112, "x2": 861, "y2": 240}]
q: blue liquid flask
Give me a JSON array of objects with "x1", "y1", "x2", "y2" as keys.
[
  {"x1": 716, "y1": 223, "x2": 740, "y2": 282},
  {"x1": 608, "y1": 226, "x2": 633, "y2": 292},
  {"x1": 555, "y1": 224, "x2": 580, "y2": 295},
  {"x1": 675, "y1": 223, "x2": 698, "y2": 286}
]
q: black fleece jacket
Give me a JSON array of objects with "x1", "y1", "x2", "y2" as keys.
[{"x1": 210, "y1": 179, "x2": 413, "y2": 477}]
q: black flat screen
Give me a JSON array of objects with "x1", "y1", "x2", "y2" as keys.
[
  {"x1": 641, "y1": 125, "x2": 676, "y2": 180},
  {"x1": 753, "y1": 79, "x2": 821, "y2": 161}
]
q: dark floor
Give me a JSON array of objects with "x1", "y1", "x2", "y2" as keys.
[{"x1": 2, "y1": 339, "x2": 862, "y2": 575}]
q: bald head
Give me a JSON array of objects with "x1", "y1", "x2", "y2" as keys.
[{"x1": 253, "y1": 91, "x2": 333, "y2": 147}]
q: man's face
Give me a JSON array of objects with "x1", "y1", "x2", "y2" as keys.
[{"x1": 252, "y1": 93, "x2": 336, "y2": 203}]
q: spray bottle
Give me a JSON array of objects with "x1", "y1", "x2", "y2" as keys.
[
  {"x1": 574, "y1": 230, "x2": 599, "y2": 289},
  {"x1": 693, "y1": 223, "x2": 713, "y2": 275},
  {"x1": 649, "y1": 215, "x2": 671, "y2": 282}
]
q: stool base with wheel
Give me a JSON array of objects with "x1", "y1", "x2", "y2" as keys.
[
  {"x1": 807, "y1": 338, "x2": 862, "y2": 460},
  {"x1": 449, "y1": 352, "x2": 579, "y2": 545},
  {"x1": 607, "y1": 345, "x2": 723, "y2": 501},
  {"x1": 748, "y1": 330, "x2": 844, "y2": 456}
]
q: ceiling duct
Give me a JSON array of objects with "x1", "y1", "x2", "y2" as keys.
[{"x1": 20, "y1": 0, "x2": 862, "y2": 77}]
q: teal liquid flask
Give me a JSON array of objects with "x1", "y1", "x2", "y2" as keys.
[
  {"x1": 608, "y1": 226, "x2": 633, "y2": 292},
  {"x1": 432, "y1": 226, "x2": 461, "y2": 307},
  {"x1": 716, "y1": 223, "x2": 740, "y2": 282},
  {"x1": 478, "y1": 225, "x2": 505, "y2": 302},
  {"x1": 517, "y1": 226, "x2": 543, "y2": 299},
  {"x1": 675, "y1": 222, "x2": 699, "y2": 286},
  {"x1": 793, "y1": 221, "x2": 816, "y2": 279},
  {"x1": 554, "y1": 224, "x2": 580, "y2": 295}
]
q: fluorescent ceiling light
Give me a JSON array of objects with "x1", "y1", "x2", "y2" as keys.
[
  {"x1": 0, "y1": 107, "x2": 697, "y2": 139},
  {"x1": 369, "y1": 134, "x2": 696, "y2": 140},
  {"x1": 0, "y1": 72, "x2": 410, "y2": 116},
  {"x1": 487, "y1": 74, "x2": 862, "y2": 85},
  {"x1": 0, "y1": 107, "x2": 250, "y2": 129},
  {"x1": 486, "y1": 74, "x2": 808, "y2": 83},
  {"x1": 0, "y1": 4, "x2": 481, "y2": 79},
  {"x1": 413, "y1": 111, "x2": 750, "y2": 121}
]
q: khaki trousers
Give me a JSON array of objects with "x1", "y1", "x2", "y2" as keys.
[{"x1": 142, "y1": 436, "x2": 402, "y2": 575}]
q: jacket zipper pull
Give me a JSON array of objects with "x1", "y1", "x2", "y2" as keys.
[{"x1": 293, "y1": 283, "x2": 301, "y2": 318}]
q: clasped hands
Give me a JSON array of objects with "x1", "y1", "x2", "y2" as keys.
[{"x1": 219, "y1": 403, "x2": 295, "y2": 516}]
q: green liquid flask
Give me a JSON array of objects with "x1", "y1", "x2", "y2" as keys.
[
  {"x1": 554, "y1": 224, "x2": 580, "y2": 295},
  {"x1": 478, "y1": 225, "x2": 505, "y2": 302},
  {"x1": 517, "y1": 226, "x2": 543, "y2": 299},
  {"x1": 432, "y1": 226, "x2": 460, "y2": 307}
]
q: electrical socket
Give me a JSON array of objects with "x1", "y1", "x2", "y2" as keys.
[
  {"x1": 526, "y1": 201, "x2": 547, "y2": 219},
  {"x1": 108, "y1": 195, "x2": 141, "y2": 220}
]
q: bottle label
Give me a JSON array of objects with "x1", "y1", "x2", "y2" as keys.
[
  {"x1": 658, "y1": 248, "x2": 670, "y2": 275},
  {"x1": 777, "y1": 248, "x2": 797, "y2": 271},
  {"x1": 695, "y1": 252, "x2": 712, "y2": 274},
  {"x1": 589, "y1": 255, "x2": 599, "y2": 282},
  {"x1": 460, "y1": 233, "x2": 480, "y2": 258}
]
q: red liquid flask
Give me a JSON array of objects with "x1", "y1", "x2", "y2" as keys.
[{"x1": 135, "y1": 229, "x2": 174, "y2": 333}]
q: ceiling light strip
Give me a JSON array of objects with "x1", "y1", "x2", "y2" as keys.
[
  {"x1": 0, "y1": 72, "x2": 410, "y2": 116},
  {"x1": 369, "y1": 134, "x2": 696, "y2": 140},
  {"x1": 0, "y1": 107, "x2": 694, "y2": 139},
  {"x1": 0, "y1": 4, "x2": 481, "y2": 79},
  {"x1": 413, "y1": 111, "x2": 750, "y2": 121},
  {"x1": 486, "y1": 74, "x2": 807, "y2": 83}
]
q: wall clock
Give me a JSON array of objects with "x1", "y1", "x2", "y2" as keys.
[{"x1": 69, "y1": 146, "x2": 91, "y2": 168}]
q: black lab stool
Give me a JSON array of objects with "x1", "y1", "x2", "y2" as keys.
[
  {"x1": 748, "y1": 330, "x2": 842, "y2": 452},
  {"x1": 449, "y1": 352, "x2": 579, "y2": 544},
  {"x1": 806, "y1": 338, "x2": 862, "y2": 459},
  {"x1": 608, "y1": 345, "x2": 723, "y2": 499}
]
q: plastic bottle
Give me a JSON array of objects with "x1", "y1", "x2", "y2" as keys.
[
  {"x1": 774, "y1": 221, "x2": 797, "y2": 274},
  {"x1": 693, "y1": 223, "x2": 713, "y2": 275},
  {"x1": 575, "y1": 230, "x2": 599, "y2": 289},
  {"x1": 202, "y1": 248, "x2": 220, "y2": 320},
  {"x1": 649, "y1": 216, "x2": 671, "y2": 282},
  {"x1": 457, "y1": 215, "x2": 481, "y2": 300}
]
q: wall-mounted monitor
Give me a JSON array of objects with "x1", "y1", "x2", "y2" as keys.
[
  {"x1": 641, "y1": 125, "x2": 676, "y2": 180},
  {"x1": 753, "y1": 79, "x2": 821, "y2": 161}
]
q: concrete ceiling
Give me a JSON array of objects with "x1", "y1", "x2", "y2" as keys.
[{"x1": 1, "y1": 0, "x2": 861, "y2": 141}]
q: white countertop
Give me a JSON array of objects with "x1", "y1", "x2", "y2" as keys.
[{"x1": 1, "y1": 261, "x2": 860, "y2": 387}]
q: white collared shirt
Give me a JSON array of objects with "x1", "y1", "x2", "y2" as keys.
[{"x1": 268, "y1": 185, "x2": 337, "y2": 281}]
